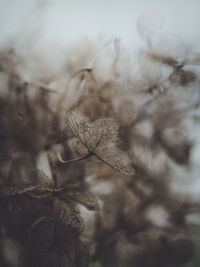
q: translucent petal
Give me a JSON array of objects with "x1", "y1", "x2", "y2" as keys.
[{"x1": 95, "y1": 142, "x2": 135, "y2": 176}]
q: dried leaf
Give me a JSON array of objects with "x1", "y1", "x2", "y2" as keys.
[{"x1": 66, "y1": 111, "x2": 135, "y2": 176}]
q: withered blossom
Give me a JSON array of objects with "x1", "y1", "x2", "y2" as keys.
[
  {"x1": 0, "y1": 32, "x2": 200, "y2": 267},
  {"x1": 66, "y1": 111, "x2": 135, "y2": 176}
]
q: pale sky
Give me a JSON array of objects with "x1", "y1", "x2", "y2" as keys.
[{"x1": 0, "y1": 0, "x2": 199, "y2": 50}]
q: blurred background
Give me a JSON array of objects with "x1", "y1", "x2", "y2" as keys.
[
  {"x1": 0, "y1": 0, "x2": 200, "y2": 50},
  {"x1": 0, "y1": 1, "x2": 200, "y2": 267}
]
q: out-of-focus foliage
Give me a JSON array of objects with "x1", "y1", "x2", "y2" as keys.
[{"x1": 0, "y1": 33, "x2": 200, "y2": 267}]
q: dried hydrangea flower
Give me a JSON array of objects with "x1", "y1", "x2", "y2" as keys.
[
  {"x1": 0, "y1": 168, "x2": 62, "y2": 198},
  {"x1": 66, "y1": 111, "x2": 135, "y2": 176}
]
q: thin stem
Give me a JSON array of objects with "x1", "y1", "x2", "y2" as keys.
[{"x1": 57, "y1": 151, "x2": 92, "y2": 164}]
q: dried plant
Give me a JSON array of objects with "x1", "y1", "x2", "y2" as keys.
[
  {"x1": 0, "y1": 31, "x2": 200, "y2": 267},
  {"x1": 65, "y1": 111, "x2": 135, "y2": 176}
]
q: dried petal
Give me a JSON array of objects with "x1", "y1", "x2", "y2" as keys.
[
  {"x1": 53, "y1": 198, "x2": 84, "y2": 234},
  {"x1": 67, "y1": 111, "x2": 90, "y2": 145},
  {"x1": 86, "y1": 118, "x2": 119, "y2": 151},
  {"x1": 95, "y1": 142, "x2": 135, "y2": 176}
]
